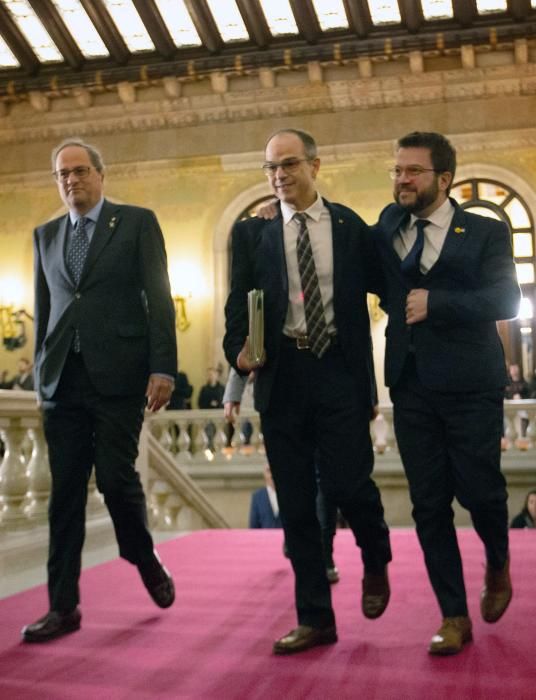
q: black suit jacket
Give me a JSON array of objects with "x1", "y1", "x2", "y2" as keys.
[
  {"x1": 34, "y1": 199, "x2": 177, "y2": 400},
  {"x1": 374, "y1": 198, "x2": 520, "y2": 392},
  {"x1": 224, "y1": 199, "x2": 380, "y2": 413}
]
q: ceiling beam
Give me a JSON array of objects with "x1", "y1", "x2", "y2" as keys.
[
  {"x1": 0, "y1": 2, "x2": 40, "y2": 74},
  {"x1": 509, "y1": 0, "x2": 532, "y2": 20},
  {"x1": 452, "y1": 0, "x2": 478, "y2": 27},
  {"x1": 78, "y1": 0, "x2": 130, "y2": 64},
  {"x1": 343, "y1": 0, "x2": 373, "y2": 38},
  {"x1": 288, "y1": 0, "x2": 321, "y2": 43},
  {"x1": 131, "y1": 0, "x2": 176, "y2": 58},
  {"x1": 235, "y1": 0, "x2": 271, "y2": 48},
  {"x1": 183, "y1": 0, "x2": 223, "y2": 54},
  {"x1": 28, "y1": 0, "x2": 84, "y2": 69},
  {"x1": 398, "y1": 0, "x2": 424, "y2": 33}
]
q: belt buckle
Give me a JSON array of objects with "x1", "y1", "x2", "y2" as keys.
[{"x1": 296, "y1": 335, "x2": 310, "y2": 350}]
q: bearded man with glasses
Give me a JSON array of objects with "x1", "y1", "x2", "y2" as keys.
[
  {"x1": 375, "y1": 131, "x2": 520, "y2": 655},
  {"x1": 23, "y1": 137, "x2": 177, "y2": 643},
  {"x1": 224, "y1": 128, "x2": 392, "y2": 655}
]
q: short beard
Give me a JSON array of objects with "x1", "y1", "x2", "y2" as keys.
[{"x1": 395, "y1": 179, "x2": 439, "y2": 214}]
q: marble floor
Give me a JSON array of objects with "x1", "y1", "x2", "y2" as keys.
[{"x1": 0, "y1": 520, "x2": 183, "y2": 600}]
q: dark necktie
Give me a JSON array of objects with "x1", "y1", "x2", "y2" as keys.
[
  {"x1": 400, "y1": 218, "x2": 429, "y2": 283},
  {"x1": 67, "y1": 216, "x2": 90, "y2": 352},
  {"x1": 294, "y1": 212, "x2": 331, "y2": 358},
  {"x1": 67, "y1": 216, "x2": 90, "y2": 286}
]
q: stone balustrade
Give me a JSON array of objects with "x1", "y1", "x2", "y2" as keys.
[{"x1": 1, "y1": 390, "x2": 536, "y2": 535}]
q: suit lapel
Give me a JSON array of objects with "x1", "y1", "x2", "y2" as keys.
[
  {"x1": 47, "y1": 215, "x2": 73, "y2": 286},
  {"x1": 426, "y1": 203, "x2": 467, "y2": 278},
  {"x1": 261, "y1": 212, "x2": 288, "y2": 296},
  {"x1": 325, "y1": 201, "x2": 348, "y2": 300},
  {"x1": 79, "y1": 200, "x2": 121, "y2": 284}
]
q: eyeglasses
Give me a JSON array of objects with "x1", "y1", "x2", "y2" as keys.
[
  {"x1": 262, "y1": 158, "x2": 312, "y2": 174},
  {"x1": 52, "y1": 166, "x2": 93, "y2": 182},
  {"x1": 388, "y1": 166, "x2": 441, "y2": 180}
]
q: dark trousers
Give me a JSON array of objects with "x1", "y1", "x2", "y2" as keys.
[
  {"x1": 261, "y1": 340, "x2": 391, "y2": 628},
  {"x1": 316, "y1": 482, "x2": 338, "y2": 568},
  {"x1": 390, "y1": 358, "x2": 509, "y2": 618},
  {"x1": 42, "y1": 352, "x2": 154, "y2": 612}
]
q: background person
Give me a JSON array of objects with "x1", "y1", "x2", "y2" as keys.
[
  {"x1": 225, "y1": 369, "x2": 341, "y2": 583},
  {"x1": 510, "y1": 489, "x2": 536, "y2": 528}
]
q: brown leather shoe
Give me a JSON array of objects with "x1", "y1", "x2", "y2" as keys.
[
  {"x1": 429, "y1": 616, "x2": 472, "y2": 655},
  {"x1": 362, "y1": 567, "x2": 390, "y2": 619},
  {"x1": 22, "y1": 608, "x2": 82, "y2": 643},
  {"x1": 273, "y1": 625, "x2": 337, "y2": 655},
  {"x1": 138, "y1": 551, "x2": 175, "y2": 608},
  {"x1": 480, "y1": 557, "x2": 512, "y2": 623}
]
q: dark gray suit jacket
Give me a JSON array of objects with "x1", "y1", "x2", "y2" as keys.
[
  {"x1": 374, "y1": 198, "x2": 520, "y2": 392},
  {"x1": 34, "y1": 199, "x2": 177, "y2": 400},
  {"x1": 223, "y1": 199, "x2": 380, "y2": 413}
]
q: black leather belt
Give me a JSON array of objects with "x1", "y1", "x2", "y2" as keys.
[{"x1": 281, "y1": 334, "x2": 338, "y2": 350}]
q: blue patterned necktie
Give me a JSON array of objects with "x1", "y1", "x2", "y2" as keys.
[
  {"x1": 67, "y1": 216, "x2": 90, "y2": 286},
  {"x1": 67, "y1": 216, "x2": 90, "y2": 352},
  {"x1": 294, "y1": 212, "x2": 331, "y2": 358},
  {"x1": 400, "y1": 218, "x2": 429, "y2": 284}
]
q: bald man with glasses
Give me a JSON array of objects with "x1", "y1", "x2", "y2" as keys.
[{"x1": 224, "y1": 127, "x2": 391, "y2": 655}]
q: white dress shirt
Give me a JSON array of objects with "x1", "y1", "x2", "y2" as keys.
[
  {"x1": 394, "y1": 197, "x2": 455, "y2": 274},
  {"x1": 280, "y1": 194, "x2": 336, "y2": 336}
]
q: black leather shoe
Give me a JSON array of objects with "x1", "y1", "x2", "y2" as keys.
[
  {"x1": 138, "y1": 551, "x2": 175, "y2": 608},
  {"x1": 326, "y1": 566, "x2": 340, "y2": 584},
  {"x1": 273, "y1": 625, "x2": 337, "y2": 655},
  {"x1": 22, "y1": 608, "x2": 81, "y2": 643},
  {"x1": 362, "y1": 567, "x2": 390, "y2": 619}
]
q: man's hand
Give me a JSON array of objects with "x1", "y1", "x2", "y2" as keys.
[
  {"x1": 406, "y1": 289, "x2": 429, "y2": 325},
  {"x1": 256, "y1": 200, "x2": 278, "y2": 220},
  {"x1": 224, "y1": 401, "x2": 241, "y2": 424},
  {"x1": 145, "y1": 374, "x2": 174, "y2": 412},
  {"x1": 237, "y1": 337, "x2": 265, "y2": 372}
]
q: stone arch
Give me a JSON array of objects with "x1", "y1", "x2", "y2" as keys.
[{"x1": 211, "y1": 181, "x2": 272, "y2": 366}]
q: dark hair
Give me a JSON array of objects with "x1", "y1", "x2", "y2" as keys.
[
  {"x1": 397, "y1": 131, "x2": 456, "y2": 193},
  {"x1": 51, "y1": 137, "x2": 105, "y2": 173},
  {"x1": 265, "y1": 128, "x2": 317, "y2": 159},
  {"x1": 522, "y1": 489, "x2": 536, "y2": 517}
]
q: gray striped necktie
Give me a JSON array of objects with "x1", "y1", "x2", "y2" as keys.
[{"x1": 294, "y1": 212, "x2": 331, "y2": 358}]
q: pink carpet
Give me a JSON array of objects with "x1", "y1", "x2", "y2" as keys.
[{"x1": 0, "y1": 529, "x2": 534, "y2": 700}]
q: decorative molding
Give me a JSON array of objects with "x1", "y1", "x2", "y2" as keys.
[{"x1": 0, "y1": 63, "x2": 535, "y2": 146}]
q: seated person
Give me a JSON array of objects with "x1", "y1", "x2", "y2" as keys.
[
  {"x1": 249, "y1": 463, "x2": 282, "y2": 529},
  {"x1": 510, "y1": 489, "x2": 536, "y2": 529},
  {"x1": 6, "y1": 357, "x2": 34, "y2": 390}
]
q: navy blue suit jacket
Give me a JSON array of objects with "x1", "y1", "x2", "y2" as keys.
[
  {"x1": 34, "y1": 199, "x2": 177, "y2": 400},
  {"x1": 224, "y1": 199, "x2": 380, "y2": 413},
  {"x1": 374, "y1": 198, "x2": 520, "y2": 392},
  {"x1": 249, "y1": 487, "x2": 282, "y2": 528}
]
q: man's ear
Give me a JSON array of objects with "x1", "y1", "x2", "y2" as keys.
[{"x1": 439, "y1": 171, "x2": 452, "y2": 193}]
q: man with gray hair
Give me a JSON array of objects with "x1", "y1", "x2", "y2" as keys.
[{"x1": 23, "y1": 138, "x2": 177, "y2": 642}]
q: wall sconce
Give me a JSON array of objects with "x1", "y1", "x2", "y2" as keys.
[
  {"x1": 0, "y1": 305, "x2": 33, "y2": 350},
  {"x1": 173, "y1": 295, "x2": 191, "y2": 332},
  {"x1": 169, "y1": 260, "x2": 207, "y2": 333}
]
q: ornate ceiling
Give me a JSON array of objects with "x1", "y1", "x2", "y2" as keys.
[{"x1": 0, "y1": 0, "x2": 535, "y2": 98}]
